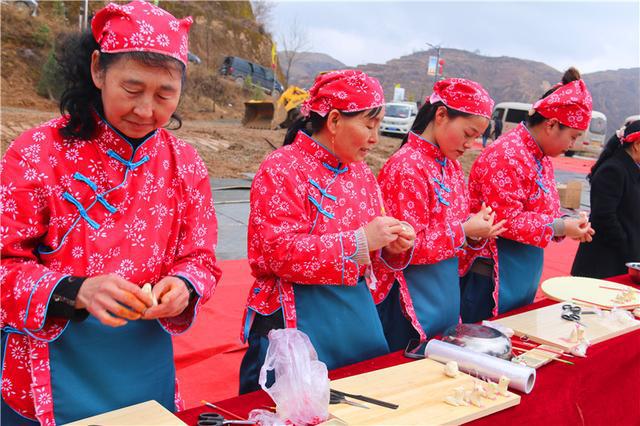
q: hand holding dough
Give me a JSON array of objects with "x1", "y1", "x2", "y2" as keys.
[{"x1": 142, "y1": 283, "x2": 158, "y2": 306}]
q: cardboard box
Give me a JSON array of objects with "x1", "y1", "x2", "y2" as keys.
[{"x1": 557, "y1": 180, "x2": 582, "y2": 209}]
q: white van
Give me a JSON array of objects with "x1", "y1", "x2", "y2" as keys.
[
  {"x1": 380, "y1": 102, "x2": 418, "y2": 136},
  {"x1": 567, "y1": 110, "x2": 606, "y2": 157},
  {"x1": 624, "y1": 115, "x2": 640, "y2": 126},
  {"x1": 493, "y1": 102, "x2": 606, "y2": 156},
  {"x1": 492, "y1": 102, "x2": 531, "y2": 135}
]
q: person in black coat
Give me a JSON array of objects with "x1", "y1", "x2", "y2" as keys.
[{"x1": 572, "y1": 120, "x2": 640, "y2": 278}]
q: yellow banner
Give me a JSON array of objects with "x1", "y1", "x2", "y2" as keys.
[{"x1": 271, "y1": 42, "x2": 277, "y2": 68}]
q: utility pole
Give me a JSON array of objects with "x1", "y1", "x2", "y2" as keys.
[{"x1": 83, "y1": 0, "x2": 89, "y2": 30}]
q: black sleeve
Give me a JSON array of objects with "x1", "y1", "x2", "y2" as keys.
[
  {"x1": 589, "y1": 165, "x2": 628, "y2": 249},
  {"x1": 47, "y1": 276, "x2": 90, "y2": 321},
  {"x1": 173, "y1": 276, "x2": 197, "y2": 301}
]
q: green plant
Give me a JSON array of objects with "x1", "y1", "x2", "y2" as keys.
[
  {"x1": 52, "y1": 0, "x2": 66, "y2": 18},
  {"x1": 37, "y1": 49, "x2": 64, "y2": 101},
  {"x1": 32, "y1": 24, "x2": 52, "y2": 47}
]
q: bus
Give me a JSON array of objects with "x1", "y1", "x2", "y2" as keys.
[{"x1": 492, "y1": 102, "x2": 607, "y2": 156}]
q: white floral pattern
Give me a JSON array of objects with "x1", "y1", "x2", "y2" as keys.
[
  {"x1": 1, "y1": 114, "x2": 221, "y2": 423},
  {"x1": 428, "y1": 78, "x2": 494, "y2": 118},
  {"x1": 532, "y1": 79, "x2": 592, "y2": 131},
  {"x1": 459, "y1": 123, "x2": 562, "y2": 315},
  {"x1": 374, "y1": 132, "x2": 470, "y2": 339},
  {"x1": 92, "y1": 0, "x2": 193, "y2": 66},
  {"x1": 300, "y1": 70, "x2": 385, "y2": 117},
  {"x1": 242, "y1": 131, "x2": 401, "y2": 339}
]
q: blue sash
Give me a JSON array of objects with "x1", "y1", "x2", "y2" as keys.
[
  {"x1": 48, "y1": 316, "x2": 175, "y2": 424},
  {"x1": 496, "y1": 238, "x2": 544, "y2": 313},
  {"x1": 294, "y1": 278, "x2": 389, "y2": 370},
  {"x1": 403, "y1": 257, "x2": 460, "y2": 336},
  {"x1": 378, "y1": 257, "x2": 460, "y2": 350}
]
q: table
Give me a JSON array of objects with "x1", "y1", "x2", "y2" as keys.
[{"x1": 177, "y1": 275, "x2": 640, "y2": 425}]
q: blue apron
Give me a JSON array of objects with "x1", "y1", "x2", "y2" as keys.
[
  {"x1": 294, "y1": 278, "x2": 389, "y2": 371},
  {"x1": 378, "y1": 257, "x2": 460, "y2": 350},
  {"x1": 48, "y1": 316, "x2": 175, "y2": 424},
  {"x1": 460, "y1": 238, "x2": 544, "y2": 322},
  {"x1": 239, "y1": 278, "x2": 389, "y2": 394},
  {"x1": 496, "y1": 238, "x2": 544, "y2": 313}
]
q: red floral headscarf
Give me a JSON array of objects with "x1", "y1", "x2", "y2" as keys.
[
  {"x1": 428, "y1": 78, "x2": 494, "y2": 119},
  {"x1": 92, "y1": 0, "x2": 192, "y2": 67},
  {"x1": 532, "y1": 79, "x2": 593, "y2": 131},
  {"x1": 300, "y1": 70, "x2": 385, "y2": 118}
]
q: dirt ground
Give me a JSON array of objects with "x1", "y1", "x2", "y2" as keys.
[{"x1": 0, "y1": 107, "x2": 479, "y2": 178}]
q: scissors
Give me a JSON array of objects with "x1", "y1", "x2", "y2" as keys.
[
  {"x1": 197, "y1": 413, "x2": 256, "y2": 426},
  {"x1": 561, "y1": 304, "x2": 588, "y2": 327}
]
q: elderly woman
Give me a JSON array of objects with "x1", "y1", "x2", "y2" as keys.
[{"x1": 1, "y1": 1, "x2": 221, "y2": 423}]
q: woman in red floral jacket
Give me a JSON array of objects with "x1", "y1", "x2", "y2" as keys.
[
  {"x1": 374, "y1": 78, "x2": 505, "y2": 351},
  {"x1": 239, "y1": 70, "x2": 416, "y2": 393},
  {"x1": 460, "y1": 68, "x2": 595, "y2": 322},
  {"x1": 0, "y1": 2, "x2": 221, "y2": 424}
]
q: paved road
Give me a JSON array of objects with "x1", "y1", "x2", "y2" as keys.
[
  {"x1": 212, "y1": 166, "x2": 592, "y2": 260},
  {"x1": 211, "y1": 178, "x2": 252, "y2": 260}
]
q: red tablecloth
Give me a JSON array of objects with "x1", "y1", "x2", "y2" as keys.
[{"x1": 177, "y1": 275, "x2": 640, "y2": 425}]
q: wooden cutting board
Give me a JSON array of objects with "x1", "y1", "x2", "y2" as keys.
[
  {"x1": 541, "y1": 276, "x2": 640, "y2": 310},
  {"x1": 324, "y1": 358, "x2": 520, "y2": 425},
  {"x1": 494, "y1": 302, "x2": 640, "y2": 351},
  {"x1": 64, "y1": 400, "x2": 187, "y2": 426}
]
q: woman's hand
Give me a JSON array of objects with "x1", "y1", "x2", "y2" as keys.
[
  {"x1": 142, "y1": 276, "x2": 191, "y2": 320},
  {"x1": 76, "y1": 274, "x2": 151, "y2": 327},
  {"x1": 463, "y1": 203, "x2": 507, "y2": 240},
  {"x1": 363, "y1": 216, "x2": 404, "y2": 251},
  {"x1": 565, "y1": 213, "x2": 595, "y2": 242},
  {"x1": 384, "y1": 221, "x2": 416, "y2": 254}
]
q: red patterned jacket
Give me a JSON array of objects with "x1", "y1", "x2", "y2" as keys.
[
  {"x1": 0, "y1": 115, "x2": 221, "y2": 424},
  {"x1": 460, "y1": 123, "x2": 562, "y2": 315},
  {"x1": 242, "y1": 131, "x2": 407, "y2": 340},
  {"x1": 373, "y1": 132, "x2": 469, "y2": 339}
]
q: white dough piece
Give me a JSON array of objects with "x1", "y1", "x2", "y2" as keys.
[
  {"x1": 444, "y1": 361, "x2": 460, "y2": 378},
  {"x1": 142, "y1": 283, "x2": 158, "y2": 306}
]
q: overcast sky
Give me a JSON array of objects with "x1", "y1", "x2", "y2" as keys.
[{"x1": 269, "y1": 0, "x2": 640, "y2": 74}]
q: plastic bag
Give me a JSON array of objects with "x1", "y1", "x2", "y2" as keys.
[{"x1": 258, "y1": 328, "x2": 330, "y2": 425}]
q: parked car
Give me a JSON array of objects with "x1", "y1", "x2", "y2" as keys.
[
  {"x1": 2, "y1": 0, "x2": 38, "y2": 16},
  {"x1": 624, "y1": 114, "x2": 640, "y2": 127},
  {"x1": 493, "y1": 102, "x2": 607, "y2": 156},
  {"x1": 380, "y1": 102, "x2": 418, "y2": 136},
  {"x1": 567, "y1": 110, "x2": 606, "y2": 157},
  {"x1": 219, "y1": 56, "x2": 283, "y2": 95},
  {"x1": 187, "y1": 52, "x2": 201, "y2": 65},
  {"x1": 492, "y1": 101, "x2": 532, "y2": 135}
]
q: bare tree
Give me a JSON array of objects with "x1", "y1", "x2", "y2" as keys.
[
  {"x1": 251, "y1": 0, "x2": 275, "y2": 31},
  {"x1": 279, "y1": 18, "x2": 311, "y2": 88}
]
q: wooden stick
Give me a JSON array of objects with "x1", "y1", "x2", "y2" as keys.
[
  {"x1": 547, "y1": 357, "x2": 575, "y2": 365},
  {"x1": 513, "y1": 340, "x2": 537, "y2": 347},
  {"x1": 599, "y1": 285, "x2": 640, "y2": 294},
  {"x1": 572, "y1": 297, "x2": 640, "y2": 310},
  {"x1": 512, "y1": 344, "x2": 574, "y2": 358},
  {"x1": 530, "y1": 346, "x2": 575, "y2": 358},
  {"x1": 201, "y1": 400, "x2": 245, "y2": 420},
  {"x1": 512, "y1": 347, "x2": 575, "y2": 365}
]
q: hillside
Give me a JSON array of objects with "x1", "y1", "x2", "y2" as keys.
[
  {"x1": 279, "y1": 50, "x2": 347, "y2": 88},
  {"x1": 290, "y1": 48, "x2": 639, "y2": 136},
  {"x1": 0, "y1": 0, "x2": 276, "y2": 119}
]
